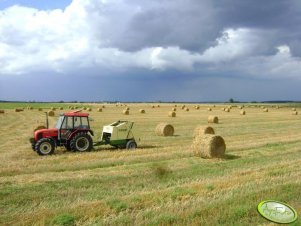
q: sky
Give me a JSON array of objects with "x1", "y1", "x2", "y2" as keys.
[{"x1": 0, "y1": 0, "x2": 301, "y2": 102}]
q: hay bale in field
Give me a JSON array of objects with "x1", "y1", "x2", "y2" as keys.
[
  {"x1": 59, "y1": 107, "x2": 63, "y2": 110},
  {"x1": 193, "y1": 126, "x2": 215, "y2": 137},
  {"x1": 38, "y1": 108, "x2": 43, "y2": 111},
  {"x1": 292, "y1": 108, "x2": 296, "y2": 111},
  {"x1": 185, "y1": 108, "x2": 189, "y2": 112},
  {"x1": 157, "y1": 105, "x2": 160, "y2": 107},
  {"x1": 238, "y1": 106, "x2": 243, "y2": 109},
  {"x1": 174, "y1": 104, "x2": 177, "y2": 107},
  {"x1": 15, "y1": 108, "x2": 23, "y2": 112},
  {"x1": 213, "y1": 105, "x2": 216, "y2": 108},
  {"x1": 207, "y1": 108, "x2": 212, "y2": 111},
  {"x1": 221, "y1": 107, "x2": 225, "y2": 111},
  {"x1": 83, "y1": 107, "x2": 87, "y2": 110},
  {"x1": 139, "y1": 109, "x2": 145, "y2": 113},
  {"x1": 27, "y1": 106, "x2": 33, "y2": 110},
  {"x1": 87, "y1": 108, "x2": 92, "y2": 111},
  {"x1": 155, "y1": 123, "x2": 174, "y2": 136},
  {"x1": 224, "y1": 108, "x2": 230, "y2": 112},
  {"x1": 102, "y1": 105, "x2": 106, "y2": 108},
  {"x1": 192, "y1": 134, "x2": 226, "y2": 158},
  {"x1": 123, "y1": 109, "x2": 129, "y2": 115},
  {"x1": 34, "y1": 125, "x2": 46, "y2": 132},
  {"x1": 240, "y1": 110, "x2": 246, "y2": 115},
  {"x1": 208, "y1": 115, "x2": 218, "y2": 123},
  {"x1": 48, "y1": 110, "x2": 55, "y2": 116},
  {"x1": 125, "y1": 107, "x2": 130, "y2": 111},
  {"x1": 181, "y1": 105, "x2": 185, "y2": 109},
  {"x1": 97, "y1": 108, "x2": 102, "y2": 112},
  {"x1": 171, "y1": 107, "x2": 177, "y2": 111},
  {"x1": 168, "y1": 111, "x2": 176, "y2": 117},
  {"x1": 195, "y1": 106, "x2": 200, "y2": 110},
  {"x1": 0, "y1": 110, "x2": 4, "y2": 114},
  {"x1": 51, "y1": 107, "x2": 57, "y2": 111},
  {"x1": 263, "y1": 108, "x2": 268, "y2": 112},
  {"x1": 151, "y1": 105, "x2": 155, "y2": 108},
  {"x1": 292, "y1": 111, "x2": 298, "y2": 115}
]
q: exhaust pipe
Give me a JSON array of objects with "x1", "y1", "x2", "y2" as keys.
[{"x1": 45, "y1": 112, "x2": 49, "y2": 129}]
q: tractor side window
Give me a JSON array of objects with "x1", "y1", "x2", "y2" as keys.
[
  {"x1": 81, "y1": 117, "x2": 89, "y2": 129},
  {"x1": 74, "y1": 117, "x2": 81, "y2": 128},
  {"x1": 66, "y1": 117, "x2": 73, "y2": 129}
]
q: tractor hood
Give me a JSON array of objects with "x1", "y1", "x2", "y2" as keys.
[{"x1": 34, "y1": 128, "x2": 58, "y2": 141}]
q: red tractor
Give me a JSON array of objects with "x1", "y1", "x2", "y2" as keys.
[{"x1": 30, "y1": 111, "x2": 94, "y2": 155}]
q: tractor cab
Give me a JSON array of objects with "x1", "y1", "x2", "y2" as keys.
[
  {"x1": 56, "y1": 112, "x2": 91, "y2": 141},
  {"x1": 30, "y1": 111, "x2": 94, "y2": 155}
]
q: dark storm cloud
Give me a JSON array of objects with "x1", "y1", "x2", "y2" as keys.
[{"x1": 94, "y1": 0, "x2": 301, "y2": 56}]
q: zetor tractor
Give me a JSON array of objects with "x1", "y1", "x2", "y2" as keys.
[{"x1": 30, "y1": 111, "x2": 137, "y2": 155}]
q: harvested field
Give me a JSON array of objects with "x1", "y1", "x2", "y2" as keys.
[{"x1": 0, "y1": 102, "x2": 301, "y2": 226}]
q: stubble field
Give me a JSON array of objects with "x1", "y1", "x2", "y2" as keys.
[{"x1": 0, "y1": 103, "x2": 300, "y2": 226}]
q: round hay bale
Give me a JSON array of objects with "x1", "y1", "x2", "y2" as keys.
[
  {"x1": 174, "y1": 104, "x2": 177, "y2": 107},
  {"x1": 97, "y1": 108, "x2": 102, "y2": 112},
  {"x1": 292, "y1": 111, "x2": 298, "y2": 115},
  {"x1": 221, "y1": 107, "x2": 225, "y2": 111},
  {"x1": 48, "y1": 110, "x2": 55, "y2": 116},
  {"x1": 240, "y1": 110, "x2": 246, "y2": 115},
  {"x1": 123, "y1": 109, "x2": 129, "y2": 115},
  {"x1": 139, "y1": 109, "x2": 145, "y2": 113},
  {"x1": 59, "y1": 107, "x2": 63, "y2": 110},
  {"x1": 208, "y1": 115, "x2": 218, "y2": 123},
  {"x1": 192, "y1": 134, "x2": 226, "y2": 158},
  {"x1": 87, "y1": 108, "x2": 92, "y2": 111},
  {"x1": 185, "y1": 108, "x2": 189, "y2": 112},
  {"x1": 168, "y1": 111, "x2": 176, "y2": 117},
  {"x1": 15, "y1": 108, "x2": 23, "y2": 112},
  {"x1": 125, "y1": 107, "x2": 130, "y2": 111},
  {"x1": 181, "y1": 105, "x2": 185, "y2": 109},
  {"x1": 263, "y1": 108, "x2": 268, "y2": 112},
  {"x1": 292, "y1": 108, "x2": 296, "y2": 111},
  {"x1": 195, "y1": 106, "x2": 200, "y2": 110},
  {"x1": 155, "y1": 123, "x2": 174, "y2": 136},
  {"x1": 51, "y1": 107, "x2": 56, "y2": 111},
  {"x1": 207, "y1": 108, "x2": 212, "y2": 111},
  {"x1": 27, "y1": 106, "x2": 33, "y2": 110},
  {"x1": 83, "y1": 107, "x2": 87, "y2": 110},
  {"x1": 157, "y1": 105, "x2": 160, "y2": 108},
  {"x1": 224, "y1": 108, "x2": 230, "y2": 112},
  {"x1": 102, "y1": 105, "x2": 106, "y2": 108},
  {"x1": 34, "y1": 125, "x2": 46, "y2": 132},
  {"x1": 151, "y1": 105, "x2": 155, "y2": 108},
  {"x1": 213, "y1": 105, "x2": 216, "y2": 108},
  {"x1": 193, "y1": 126, "x2": 215, "y2": 138},
  {"x1": 171, "y1": 107, "x2": 177, "y2": 111},
  {"x1": 38, "y1": 108, "x2": 43, "y2": 111},
  {"x1": 238, "y1": 106, "x2": 243, "y2": 109},
  {"x1": 0, "y1": 110, "x2": 4, "y2": 114}
]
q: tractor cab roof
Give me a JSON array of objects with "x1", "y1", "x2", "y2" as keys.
[{"x1": 61, "y1": 111, "x2": 89, "y2": 117}]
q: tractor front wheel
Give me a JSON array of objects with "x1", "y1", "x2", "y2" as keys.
[
  {"x1": 35, "y1": 138, "x2": 55, "y2": 155},
  {"x1": 126, "y1": 140, "x2": 137, "y2": 150},
  {"x1": 70, "y1": 132, "x2": 93, "y2": 152}
]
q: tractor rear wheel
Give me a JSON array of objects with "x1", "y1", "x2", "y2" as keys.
[
  {"x1": 70, "y1": 132, "x2": 93, "y2": 152},
  {"x1": 35, "y1": 138, "x2": 55, "y2": 155},
  {"x1": 126, "y1": 140, "x2": 137, "y2": 150}
]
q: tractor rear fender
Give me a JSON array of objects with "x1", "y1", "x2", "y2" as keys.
[{"x1": 67, "y1": 129, "x2": 94, "y2": 140}]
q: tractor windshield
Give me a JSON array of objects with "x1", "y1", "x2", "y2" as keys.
[{"x1": 55, "y1": 116, "x2": 64, "y2": 129}]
